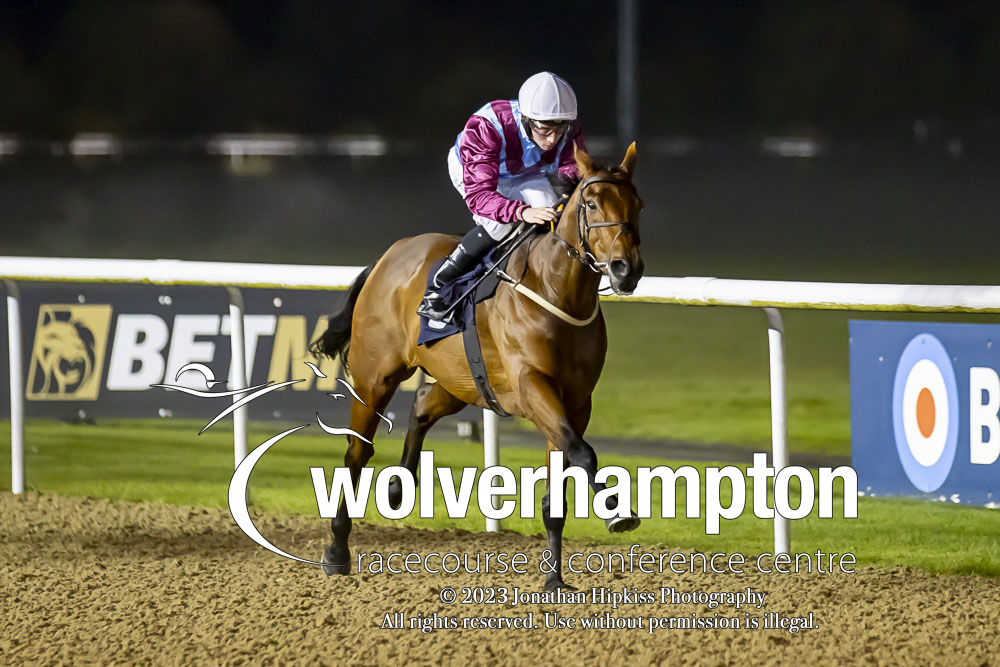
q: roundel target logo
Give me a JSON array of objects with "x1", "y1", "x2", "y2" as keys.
[{"x1": 891, "y1": 333, "x2": 959, "y2": 492}]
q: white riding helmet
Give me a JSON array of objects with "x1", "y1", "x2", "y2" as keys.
[{"x1": 518, "y1": 72, "x2": 577, "y2": 122}]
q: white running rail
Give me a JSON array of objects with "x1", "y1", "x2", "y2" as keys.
[{"x1": 4, "y1": 256, "x2": 1000, "y2": 554}]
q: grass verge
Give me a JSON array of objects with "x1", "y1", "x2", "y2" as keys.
[{"x1": 2, "y1": 419, "x2": 998, "y2": 577}]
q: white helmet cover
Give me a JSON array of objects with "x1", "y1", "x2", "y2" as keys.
[{"x1": 518, "y1": 72, "x2": 577, "y2": 121}]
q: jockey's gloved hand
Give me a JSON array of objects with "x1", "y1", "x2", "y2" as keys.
[{"x1": 521, "y1": 206, "x2": 558, "y2": 225}]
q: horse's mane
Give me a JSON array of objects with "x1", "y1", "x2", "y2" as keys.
[
  {"x1": 552, "y1": 162, "x2": 627, "y2": 200},
  {"x1": 572, "y1": 162, "x2": 642, "y2": 207}
]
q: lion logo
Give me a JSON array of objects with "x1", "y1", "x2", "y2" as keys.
[{"x1": 27, "y1": 305, "x2": 112, "y2": 400}]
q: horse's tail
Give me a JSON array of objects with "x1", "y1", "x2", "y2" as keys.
[{"x1": 309, "y1": 262, "x2": 376, "y2": 370}]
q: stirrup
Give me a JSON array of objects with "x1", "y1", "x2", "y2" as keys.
[{"x1": 417, "y1": 291, "x2": 455, "y2": 324}]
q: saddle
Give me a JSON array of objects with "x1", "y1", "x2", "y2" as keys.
[{"x1": 417, "y1": 225, "x2": 539, "y2": 416}]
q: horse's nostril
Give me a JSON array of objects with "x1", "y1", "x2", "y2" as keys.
[{"x1": 610, "y1": 259, "x2": 630, "y2": 280}]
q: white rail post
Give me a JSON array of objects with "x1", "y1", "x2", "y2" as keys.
[
  {"x1": 5, "y1": 280, "x2": 24, "y2": 494},
  {"x1": 483, "y1": 408, "x2": 501, "y2": 532},
  {"x1": 764, "y1": 307, "x2": 790, "y2": 555},
  {"x1": 227, "y1": 288, "x2": 248, "y2": 467}
]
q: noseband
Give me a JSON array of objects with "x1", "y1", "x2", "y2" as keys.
[
  {"x1": 499, "y1": 173, "x2": 641, "y2": 324},
  {"x1": 553, "y1": 174, "x2": 640, "y2": 274}
]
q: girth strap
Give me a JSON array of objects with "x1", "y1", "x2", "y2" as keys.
[{"x1": 462, "y1": 282, "x2": 511, "y2": 417}]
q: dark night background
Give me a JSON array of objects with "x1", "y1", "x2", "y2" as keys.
[
  {"x1": 0, "y1": 1, "x2": 997, "y2": 281},
  {"x1": 2, "y1": 0, "x2": 999, "y2": 137}
]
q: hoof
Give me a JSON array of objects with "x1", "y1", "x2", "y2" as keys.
[
  {"x1": 606, "y1": 514, "x2": 641, "y2": 534},
  {"x1": 321, "y1": 561, "x2": 351, "y2": 576},
  {"x1": 321, "y1": 546, "x2": 351, "y2": 577},
  {"x1": 544, "y1": 578, "x2": 577, "y2": 593}
]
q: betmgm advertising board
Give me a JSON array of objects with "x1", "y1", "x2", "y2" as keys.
[
  {"x1": 0, "y1": 283, "x2": 425, "y2": 423},
  {"x1": 850, "y1": 320, "x2": 1000, "y2": 505}
]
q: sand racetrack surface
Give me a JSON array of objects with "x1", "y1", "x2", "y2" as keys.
[{"x1": 2, "y1": 493, "x2": 998, "y2": 666}]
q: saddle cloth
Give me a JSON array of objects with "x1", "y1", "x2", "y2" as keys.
[{"x1": 416, "y1": 243, "x2": 508, "y2": 347}]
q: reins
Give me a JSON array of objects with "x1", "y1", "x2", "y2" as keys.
[
  {"x1": 432, "y1": 173, "x2": 639, "y2": 328},
  {"x1": 437, "y1": 223, "x2": 541, "y2": 321},
  {"x1": 497, "y1": 172, "x2": 640, "y2": 327},
  {"x1": 550, "y1": 174, "x2": 640, "y2": 275}
]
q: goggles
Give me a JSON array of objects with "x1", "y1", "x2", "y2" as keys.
[{"x1": 527, "y1": 118, "x2": 571, "y2": 138}]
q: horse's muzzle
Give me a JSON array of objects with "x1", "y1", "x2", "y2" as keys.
[{"x1": 609, "y1": 258, "x2": 644, "y2": 295}]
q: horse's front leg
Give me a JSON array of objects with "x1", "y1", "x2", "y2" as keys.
[
  {"x1": 542, "y1": 441, "x2": 571, "y2": 591},
  {"x1": 520, "y1": 373, "x2": 640, "y2": 590}
]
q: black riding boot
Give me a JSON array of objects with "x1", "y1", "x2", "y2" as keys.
[{"x1": 417, "y1": 226, "x2": 498, "y2": 322}]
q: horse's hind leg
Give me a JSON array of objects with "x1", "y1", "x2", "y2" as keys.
[
  {"x1": 322, "y1": 372, "x2": 404, "y2": 576},
  {"x1": 388, "y1": 382, "x2": 466, "y2": 510}
]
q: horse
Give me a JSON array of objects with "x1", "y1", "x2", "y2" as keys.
[{"x1": 311, "y1": 143, "x2": 644, "y2": 590}]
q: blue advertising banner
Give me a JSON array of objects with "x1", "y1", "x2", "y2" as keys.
[{"x1": 850, "y1": 320, "x2": 1000, "y2": 506}]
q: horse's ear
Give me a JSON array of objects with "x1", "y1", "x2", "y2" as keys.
[
  {"x1": 620, "y1": 141, "x2": 638, "y2": 177},
  {"x1": 574, "y1": 142, "x2": 593, "y2": 178}
]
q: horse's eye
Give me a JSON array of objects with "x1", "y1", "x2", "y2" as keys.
[{"x1": 587, "y1": 201, "x2": 597, "y2": 210}]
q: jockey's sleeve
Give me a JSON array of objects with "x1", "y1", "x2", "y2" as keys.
[
  {"x1": 557, "y1": 122, "x2": 587, "y2": 182},
  {"x1": 458, "y1": 115, "x2": 526, "y2": 224}
]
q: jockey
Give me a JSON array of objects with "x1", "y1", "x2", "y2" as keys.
[{"x1": 417, "y1": 71, "x2": 587, "y2": 322}]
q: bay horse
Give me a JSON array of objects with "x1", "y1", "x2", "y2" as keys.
[{"x1": 311, "y1": 143, "x2": 644, "y2": 590}]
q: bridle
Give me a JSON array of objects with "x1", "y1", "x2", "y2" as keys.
[
  {"x1": 497, "y1": 173, "x2": 641, "y2": 324},
  {"x1": 551, "y1": 174, "x2": 641, "y2": 275}
]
